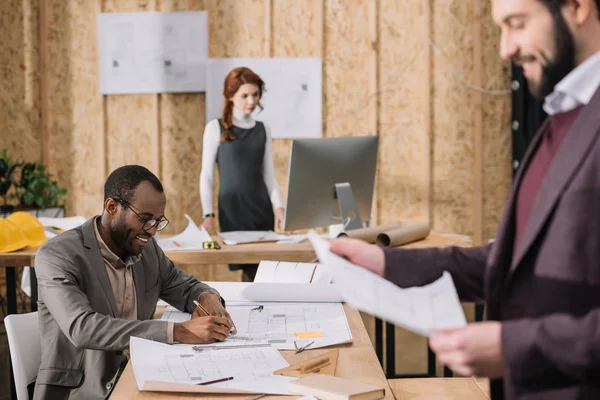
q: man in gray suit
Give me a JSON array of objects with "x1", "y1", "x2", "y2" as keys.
[
  {"x1": 34, "y1": 165, "x2": 235, "y2": 400},
  {"x1": 332, "y1": 0, "x2": 600, "y2": 399}
]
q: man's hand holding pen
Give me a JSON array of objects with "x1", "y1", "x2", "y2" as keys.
[{"x1": 173, "y1": 292, "x2": 237, "y2": 344}]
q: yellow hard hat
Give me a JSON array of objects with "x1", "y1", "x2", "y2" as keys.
[
  {"x1": 0, "y1": 218, "x2": 29, "y2": 253},
  {"x1": 7, "y1": 212, "x2": 48, "y2": 247}
]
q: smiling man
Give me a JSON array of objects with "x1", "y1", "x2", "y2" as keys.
[
  {"x1": 331, "y1": 0, "x2": 600, "y2": 399},
  {"x1": 33, "y1": 165, "x2": 234, "y2": 400}
]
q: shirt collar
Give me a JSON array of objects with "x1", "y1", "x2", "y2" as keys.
[
  {"x1": 93, "y1": 216, "x2": 141, "y2": 269},
  {"x1": 543, "y1": 50, "x2": 600, "y2": 115}
]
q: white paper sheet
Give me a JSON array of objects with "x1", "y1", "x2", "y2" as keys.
[
  {"x1": 37, "y1": 216, "x2": 87, "y2": 231},
  {"x1": 97, "y1": 11, "x2": 208, "y2": 94},
  {"x1": 130, "y1": 337, "x2": 294, "y2": 394},
  {"x1": 219, "y1": 230, "x2": 285, "y2": 245},
  {"x1": 307, "y1": 231, "x2": 467, "y2": 337},
  {"x1": 161, "y1": 282, "x2": 340, "y2": 304},
  {"x1": 161, "y1": 302, "x2": 352, "y2": 351},
  {"x1": 156, "y1": 214, "x2": 211, "y2": 250},
  {"x1": 254, "y1": 261, "x2": 319, "y2": 283}
]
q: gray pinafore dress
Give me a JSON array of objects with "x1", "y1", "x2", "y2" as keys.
[{"x1": 216, "y1": 119, "x2": 275, "y2": 271}]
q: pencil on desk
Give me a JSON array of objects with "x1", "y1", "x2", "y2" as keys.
[
  {"x1": 196, "y1": 376, "x2": 234, "y2": 385},
  {"x1": 173, "y1": 240, "x2": 183, "y2": 248}
]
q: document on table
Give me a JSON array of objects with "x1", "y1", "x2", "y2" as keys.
[
  {"x1": 307, "y1": 231, "x2": 467, "y2": 337},
  {"x1": 193, "y1": 281, "x2": 342, "y2": 303},
  {"x1": 156, "y1": 214, "x2": 212, "y2": 250},
  {"x1": 219, "y1": 230, "x2": 283, "y2": 245},
  {"x1": 130, "y1": 337, "x2": 294, "y2": 394},
  {"x1": 161, "y1": 302, "x2": 353, "y2": 350}
]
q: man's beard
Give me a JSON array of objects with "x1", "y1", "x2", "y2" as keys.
[
  {"x1": 109, "y1": 212, "x2": 137, "y2": 256},
  {"x1": 520, "y1": 10, "x2": 576, "y2": 100}
]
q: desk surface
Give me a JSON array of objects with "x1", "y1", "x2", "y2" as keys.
[
  {"x1": 389, "y1": 377, "x2": 490, "y2": 399},
  {"x1": 0, "y1": 232, "x2": 472, "y2": 268},
  {"x1": 110, "y1": 304, "x2": 394, "y2": 400}
]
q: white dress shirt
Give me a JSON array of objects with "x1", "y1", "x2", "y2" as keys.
[{"x1": 543, "y1": 50, "x2": 600, "y2": 115}]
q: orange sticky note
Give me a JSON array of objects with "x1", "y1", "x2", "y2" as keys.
[{"x1": 294, "y1": 331, "x2": 324, "y2": 339}]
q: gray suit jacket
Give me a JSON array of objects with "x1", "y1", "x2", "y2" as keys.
[
  {"x1": 384, "y1": 86, "x2": 600, "y2": 399},
  {"x1": 33, "y1": 218, "x2": 217, "y2": 400}
]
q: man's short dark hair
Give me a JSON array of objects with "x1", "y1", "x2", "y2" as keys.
[
  {"x1": 539, "y1": 0, "x2": 600, "y2": 20},
  {"x1": 104, "y1": 165, "x2": 163, "y2": 203}
]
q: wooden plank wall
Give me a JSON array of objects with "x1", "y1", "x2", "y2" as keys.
[{"x1": 2, "y1": 0, "x2": 512, "y2": 243}]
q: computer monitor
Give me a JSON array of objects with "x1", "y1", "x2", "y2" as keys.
[{"x1": 283, "y1": 135, "x2": 378, "y2": 232}]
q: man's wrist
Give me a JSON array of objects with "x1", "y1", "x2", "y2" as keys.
[{"x1": 203, "y1": 213, "x2": 215, "y2": 219}]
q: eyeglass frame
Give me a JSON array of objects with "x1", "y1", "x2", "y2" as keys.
[{"x1": 112, "y1": 198, "x2": 169, "y2": 232}]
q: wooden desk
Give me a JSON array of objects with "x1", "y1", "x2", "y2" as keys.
[
  {"x1": 389, "y1": 377, "x2": 490, "y2": 399},
  {"x1": 0, "y1": 232, "x2": 471, "y2": 315},
  {"x1": 164, "y1": 232, "x2": 470, "y2": 265},
  {"x1": 110, "y1": 304, "x2": 394, "y2": 400},
  {"x1": 0, "y1": 247, "x2": 38, "y2": 315}
]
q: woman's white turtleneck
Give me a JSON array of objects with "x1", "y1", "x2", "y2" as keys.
[{"x1": 199, "y1": 107, "x2": 284, "y2": 215}]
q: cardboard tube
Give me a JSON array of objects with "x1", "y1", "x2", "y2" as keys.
[
  {"x1": 337, "y1": 223, "x2": 403, "y2": 243},
  {"x1": 376, "y1": 223, "x2": 430, "y2": 248}
]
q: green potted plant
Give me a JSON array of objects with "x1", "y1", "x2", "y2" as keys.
[{"x1": 12, "y1": 162, "x2": 67, "y2": 215}]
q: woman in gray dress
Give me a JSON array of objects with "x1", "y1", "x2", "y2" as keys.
[{"x1": 199, "y1": 67, "x2": 285, "y2": 282}]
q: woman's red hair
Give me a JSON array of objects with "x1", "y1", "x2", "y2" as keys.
[{"x1": 221, "y1": 67, "x2": 265, "y2": 142}]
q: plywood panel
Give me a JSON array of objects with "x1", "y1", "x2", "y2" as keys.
[
  {"x1": 377, "y1": 0, "x2": 428, "y2": 227},
  {"x1": 158, "y1": 0, "x2": 207, "y2": 234},
  {"x1": 208, "y1": 0, "x2": 266, "y2": 58},
  {"x1": 0, "y1": 0, "x2": 40, "y2": 164},
  {"x1": 46, "y1": 0, "x2": 104, "y2": 218},
  {"x1": 104, "y1": 0, "x2": 159, "y2": 177},
  {"x1": 271, "y1": 0, "x2": 320, "y2": 207},
  {"x1": 431, "y1": 0, "x2": 475, "y2": 235},
  {"x1": 322, "y1": 0, "x2": 371, "y2": 139},
  {"x1": 481, "y1": 1, "x2": 512, "y2": 241}
]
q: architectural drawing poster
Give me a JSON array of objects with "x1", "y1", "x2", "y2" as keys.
[{"x1": 97, "y1": 11, "x2": 209, "y2": 94}]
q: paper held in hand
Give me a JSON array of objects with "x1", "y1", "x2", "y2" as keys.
[{"x1": 306, "y1": 231, "x2": 467, "y2": 337}]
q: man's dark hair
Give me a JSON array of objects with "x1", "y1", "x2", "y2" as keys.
[
  {"x1": 539, "y1": 0, "x2": 600, "y2": 20},
  {"x1": 104, "y1": 165, "x2": 163, "y2": 203}
]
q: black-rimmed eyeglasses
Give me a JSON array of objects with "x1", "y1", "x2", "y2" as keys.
[{"x1": 113, "y1": 198, "x2": 169, "y2": 232}]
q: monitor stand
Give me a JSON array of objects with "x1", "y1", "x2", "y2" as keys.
[{"x1": 335, "y1": 182, "x2": 363, "y2": 231}]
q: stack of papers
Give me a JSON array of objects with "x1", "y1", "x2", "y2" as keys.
[
  {"x1": 194, "y1": 281, "x2": 342, "y2": 303},
  {"x1": 156, "y1": 214, "x2": 212, "y2": 250},
  {"x1": 130, "y1": 337, "x2": 293, "y2": 394},
  {"x1": 254, "y1": 260, "x2": 332, "y2": 283}
]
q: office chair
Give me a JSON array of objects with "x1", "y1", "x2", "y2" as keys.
[{"x1": 5, "y1": 312, "x2": 41, "y2": 400}]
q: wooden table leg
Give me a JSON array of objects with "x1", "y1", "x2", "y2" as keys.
[
  {"x1": 375, "y1": 317, "x2": 383, "y2": 365},
  {"x1": 6, "y1": 266, "x2": 18, "y2": 400},
  {"x1": 6, "y1": 266, "x2": 17, "y2": 315},
  {"x1": 30, "y1": 268, "x2": 38, "y2": 312}
]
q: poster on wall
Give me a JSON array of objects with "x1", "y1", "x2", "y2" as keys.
[
  {"x1": 205, "y1": 58, "x2": 323, "y2": 139},
  {"x1": 97, "y1": 11, "x2": 208, "y2": 94}
]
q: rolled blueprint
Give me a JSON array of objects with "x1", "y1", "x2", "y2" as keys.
[
  {"x1": 337, "y1": 223, "x2": 403, "y2": 243},
  {"x1": 375, "y1": 223, "x2": 430, "y2": 248}
]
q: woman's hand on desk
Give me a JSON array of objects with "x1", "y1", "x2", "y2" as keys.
[
  {"x1": 201, "y1": 216, "x2": 216, "y2": 233},
  {"x1": 275, "y1": 207, "x2": 285, "y2": 232},
  {"x1": 173, "y1": 316, "x2": 234, "y2": 343},
  {"x1": 330, "y1": 238, "x2": 385, "y2": 276}
]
